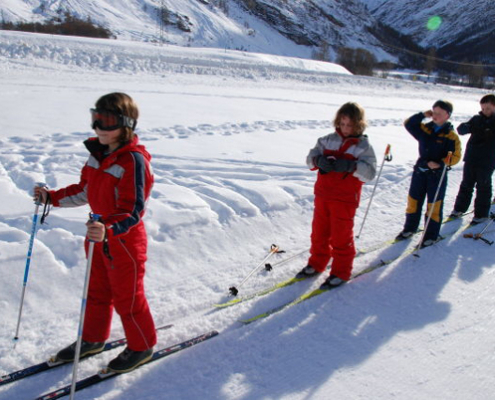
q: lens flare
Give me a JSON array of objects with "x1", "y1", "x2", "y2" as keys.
[{"x1": 426, "y1": 16, "x2": 442, "y2": 31}]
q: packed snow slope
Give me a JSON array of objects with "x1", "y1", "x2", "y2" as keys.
[
  {"x1": 0, "y1": 0, "x2": 314, "y2": 58},
  {"x1": 0, "y1": 0, "x2": 398, "y2": 62},
  {"x1": 1, "y1": 31, "x2": 495, "y2": 400}
]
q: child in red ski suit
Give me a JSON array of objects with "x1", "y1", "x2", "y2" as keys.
[
  {"x1": 34, "y1": 93, "x2": 156, "y2": 373},
  {"x1": 297, "y1": 102, "x2": 377, "y2": 288}
]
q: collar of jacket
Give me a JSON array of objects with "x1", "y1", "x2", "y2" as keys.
[
  {"x1": 478, "y1": 111, "x2": 495, "y2": 123},
  {"x1": 84, "y1": 135, "x2": 141, "y2": 162},
  {"x1": 425, "y1": 121, "x2": 453, "y2": 134},
  {"x1": 336, "y1": 128, "x2": 362, "y2": 141}
]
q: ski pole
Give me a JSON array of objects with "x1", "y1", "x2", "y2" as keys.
[
  {"x1": 414, "y1": 152, "x2": 452, "y2": 256},
  {"x1": 229, "y1": 244, "x2": 282, "y2": 296},
  {"x1": 69, "y1": 213, "x2": 101, "y2": 400},
  {"x1": 463, "y1": 213, "x2": 495, "y2": 245},
  {"x1": 264, "y1": 248, "x2": 309, "y2": 272},
  {"x1": 13, "y1": 182, "x2": 47, "y2": 347},
  {"x1": 356, "y1": 144, "x2": 392, "y2": 239}
]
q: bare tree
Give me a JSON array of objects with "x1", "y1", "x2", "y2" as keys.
[
  {"x1": 424, "y1": 48, "x2": 436, "y2": 79},
  {"x1": 337, "y1": 47, "x2": 376, "y2": 76},
  {"x1": 312, "y1": 40, "x2": 330, "y2": 62}
]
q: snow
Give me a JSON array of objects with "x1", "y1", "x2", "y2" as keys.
[
  {"x1": 1, "y1": 30, "x2": 495, "y2": 400},
  {"x1": 361, "y1": 0, "x2": 495, "y2": 49},
  {"x1": 0, "y1": 0, "x2": 318, "y2": 59}
]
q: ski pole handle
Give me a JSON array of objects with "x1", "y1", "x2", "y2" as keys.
[
  {"x1": 89, "y1": 213, "x2": 101, "y2": 223},
  {"x1": 33, "y1": 182, "x2": 48, "y2": 205},
  {"x1": 444, "y1": 151, "x2": 452, "y2": 167},
  {"x1": 384, "y1": 144, "x2": 392, "y2": 162},
  {"x1": 87, "y1": 213, "x2": 102, "y2": 243}
]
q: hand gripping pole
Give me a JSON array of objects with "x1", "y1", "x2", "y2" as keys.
[{"x1": 414, "y1": 152, "x2": 452, "y2": 256}]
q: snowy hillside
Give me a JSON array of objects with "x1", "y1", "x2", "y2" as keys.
[
  {"x1": 0, "y1": 0, "x2": 405, "y2": 63},
  {"x1": 0, "y1": 0, "x2": 314, "y2": 57},
  {"x1": 2, "y1": 0, "x2": 493, "y2": 67},
  {"x1": 1, "y1": 30, "x2": 495, "y2": 400},
  {"x1": 362, "y1": 0, "x2": 494, "y2": 47},
  {"x1": 360, "y1": 0, "x2": 495, "y2": 64}
]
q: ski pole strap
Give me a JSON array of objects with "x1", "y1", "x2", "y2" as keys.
[
  {"x1": 40, "y1": 195, "x2": 51, "y2": 225},
  {"x1": 270, "y1": 243, "x2": 285, "y2": 254},
  {"x1": 477, "y1": 236, "x2": 494, "y2": 245}
]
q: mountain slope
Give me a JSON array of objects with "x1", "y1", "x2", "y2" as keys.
[
  {"x1": 361, "y1": 0, "x2": 495, "y2": 65},
  {"x1": 0, "y1": 0, "x2": 405, "y2": 62},
  {"x1": 1, "y1": 29, "x2": 495, "y2": 400}
]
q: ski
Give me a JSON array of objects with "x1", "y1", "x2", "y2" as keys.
[
  {"x1": 35, "y1": 330, "x2": 219, "y2": 400},
  {"x1": 0, "y1": 324, "x2": 173, "y2": 387},
  {"x1": 215, "y1": 211, "x2": 471, "y2": 309},
  {"x1": 239, "y1": 220, "x2": 474, "y2": 325},
  {"x1": 215, "y1": 275, "x2": 310, "y2": 309},
  {"x1": 356, "y1": 209, "x2": 473, "y2": 256}
]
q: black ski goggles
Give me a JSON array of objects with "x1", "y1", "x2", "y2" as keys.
[{"x1": 90, "y1": 108, "x2": 136, "y2": 131}]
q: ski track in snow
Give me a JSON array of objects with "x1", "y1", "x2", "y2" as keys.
[{"x1": 0, "y1": 113, "x2": 458, "y2": 330}]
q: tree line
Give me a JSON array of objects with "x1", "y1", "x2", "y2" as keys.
[{"x1": 0, "y1": 12, "x2": 113, "y2": 39}]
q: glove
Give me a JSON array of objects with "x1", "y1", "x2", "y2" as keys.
[
  {"x1": 456, "y1": 123, "x2": 470, "y2": 135},
  {"x1": 315, "y1": 155, "x2": 336, "y2": 173},
  {"x1": 332, "y1": 158, "x2": 356, "y2": 173}
]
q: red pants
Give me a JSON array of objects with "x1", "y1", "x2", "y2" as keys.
[
  {"x1": 82, "y1": 240, "x2": 157, "y2": 351},
  {"x1": 308, "y1": 197, "x2": 357, "y2": 280}
]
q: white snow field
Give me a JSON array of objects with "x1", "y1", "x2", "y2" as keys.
[{"x1": 0, "y1": 31, "x2": 494, "y2": 400}]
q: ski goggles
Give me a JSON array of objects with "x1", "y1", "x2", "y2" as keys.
[{"x1": 90, "y1": 108, "x2": 136, "y2": 131}]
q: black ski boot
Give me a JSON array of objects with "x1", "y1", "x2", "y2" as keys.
[
  {"x1": 56, "y1": 340, "x2": 105, "y2": 362},
  {"x1": 107, "y1": 347, "x2": 153, "y2": 373},
  {"x1": 320, "y1": 274, "x2": 347, "y2": 289},
  {"x1": 296, "y1": 265, "x2": 321, "y2": 279},
  {"x1": 395, "y1": 231, "x2": 414, "y2": 241}
]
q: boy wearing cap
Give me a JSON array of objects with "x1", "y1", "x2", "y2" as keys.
[
  {"x1": 396, "y1": 100, "x2": 462, "y2": 246},
  {"x1": 450, "y1": 94, "x2": 495, "y2": 224}
]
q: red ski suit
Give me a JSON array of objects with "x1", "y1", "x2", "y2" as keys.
[
  {"x1": 307, "y1": 131, "x2": 376, "y2": 280},
  {"x1": 49, "y1": 136, "x2": 156, "y2": 351}
]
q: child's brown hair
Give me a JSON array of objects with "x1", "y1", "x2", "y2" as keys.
[
  {"x1": 333, "y1": 102, "x2": 367, "y2": 136},
  {"x1": 95, "y1": 92, "x2": 139, "y2": 144},
  {"x1": 480, "y1": 94, "x2": 495, "y2": 105}
]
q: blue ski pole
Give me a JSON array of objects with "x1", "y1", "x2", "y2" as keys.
[
  {"x1": 13, "y1": 183, "x2": 47, "y2": 347},
  {"x1": 69, "y1": 213, "x2": 101, "y2": 400}
]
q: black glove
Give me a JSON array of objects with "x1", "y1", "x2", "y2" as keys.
[
  {"x1": 332, "y1": 158, "x2": 356, "y2": 173},
  {"x1": 456, "y1": 122, "x2": 470, "y2": 135},
  {"x1": 315, "y1": 155, "x2": 336, "y2": 173}
]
